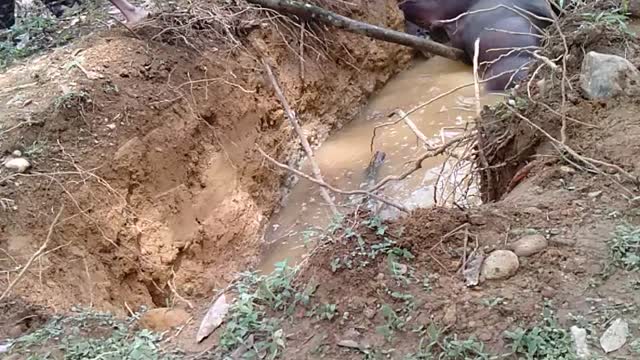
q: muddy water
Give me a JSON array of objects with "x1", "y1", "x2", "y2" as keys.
[{"x1": 259, "y1": 56, "x2": 502, "y2": 273}]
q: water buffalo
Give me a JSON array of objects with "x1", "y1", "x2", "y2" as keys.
[{"x1": 398, "y1": 0, "x2": 556, "y2": 90}]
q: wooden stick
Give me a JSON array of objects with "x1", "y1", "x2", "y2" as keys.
[
  {"x1": 0, "y1": 206, "x2": 64, "y2": 301},
  {"x1": 262, "y1": 61, "x2": 340, "y2": 216},
  {"x1": 257, "y1": 147, "x2": 408, "y2": 212},
  {"x1": 246, "y1": 0, "x2": 466, "y2": 62}
]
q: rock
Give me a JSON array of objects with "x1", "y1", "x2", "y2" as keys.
[
  {"x1": 11, "y1": 150, "x2": 22, "y2": 157},
  {"x1": 479, "y1": 331, "x2": 493, "y2": 342},
  {"x1": 106, "y1": 123, "x2": 116, "y2": 130},
  {"x1": 3, "y1": 157, "x2": 31, "y2": 173},
  {"x1": 139, "y1": 307, "x2": 190, "y2": 332},
  {"x1": 587, "y1": 190, "x2": 603, "y2": 198},
  {"x1": 337, "y1": 339, "x2": 361, "y2": 349},
  {"x1": 523, "y1": 206, "x2": 543, "y2": 215},
  {"x1": 510, "y1": 234, "x2": 548, "y2": 257},
  {"x1": 580, "y1": 52, "x2": 640, "y2": 100},
  {"x1": 600, "y1": 318, "x2": 628, "y2": 353},
  {"x1": 442, "y1": 304, "x2": 457, "y2": 326},
  {"x1": 571, "y1": 326, "x2": 590, "y2": 359},
  {"x1": 0, "y1": 342, "x2": 12, "y2": 353},
  {"x1": 196, "y1": 293, "x2": 230, "y2": 343},
  {"x1": 480, "y1": 250, "x2": 519, "y2": 280},
  {"x1": 559, "y1": 165, "x2": 576, "y2": 175},
  {"x1": 363, "y1": 307, "x2": 376, "y2": 319}
]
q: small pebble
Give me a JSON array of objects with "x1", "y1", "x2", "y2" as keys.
[
  {"x1": 4, "y1": 158, "x2": 30, "y2": 173},
  {"x1": 106, "y1": 123, "x2": 116, "y2": 130},
  {"x1": 11, "y1": 150, "x2": 22, "y2": 157}
]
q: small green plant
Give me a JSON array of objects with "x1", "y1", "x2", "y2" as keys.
[
  {"x1": 218, "y1": 261, "x2": 302, "y2": 358},
  {"x1": 422, "y1": 274, "x2": 433, "y2": 292},
  {"x1": 317, "y1": 303, "x2": 337, "y2": 321},
  {"x1": 481, "y1": 297, "x2": 505, "y2": 308},
  {"x1": 406, "y1": 325, "x2": 489, "y2": 359},
  {"x1": 10, "y1": 307, "x2": 175, "y2": 359},
  {"x1": 0, "y1": 15, "x2": 76, "y2": 70},
  {"x1": 582, "y1": 8, "x2": 630, "y2": 31},
  {"x1": 376, "y1": 304, "x2": 405, "y2": 341},
  {"x1": 608, "y1": 223, "x2": 640, "y2": 271},
  {"x1": 504, "y1": 306, "x2": 575, "y2": 360}
]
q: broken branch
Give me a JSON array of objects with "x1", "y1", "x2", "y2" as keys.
[
  {"x1": 0, "y1": 206, "x2": 64, "y2": 302},
  {"x1": 263, "y1": 61, "x2": 339, "y2": 216},
  {"x1": 257, "y1": 147, "x2": 408, "y2": 212},
  {"x1": 246, "y1": 0, "x2": 466, "y2": 62}
]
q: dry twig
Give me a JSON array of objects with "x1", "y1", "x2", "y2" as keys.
[
  {"x1": 262, "y1": 61, "x2": 339, "y2": 216},
  {"x1": 0, "y1": 206, "x2": 64, "y2": 301}
]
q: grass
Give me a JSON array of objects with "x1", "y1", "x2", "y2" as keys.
[
  {"x1": 404, "y1": 325, "x2": 489, "y2": 360},
  {"x1": 504, "y1": 306, "x2": 576, "y2": 360},
  {"x1": 0, "y1": 15, "x2": 76, "y2": 70},
  {"x1": 8, "y1": 306, "x2": 178, "y2": 359},
  {"x1": 608, "y1": 223, "x2": 640, "y2": 271},
  {"x1": 217, "y1": 261, "x2": 301, "y2": 359}
]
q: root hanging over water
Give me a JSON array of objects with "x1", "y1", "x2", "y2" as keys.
[{"x1": 476, "y1": 0, "x2": 640, "y2": 202}]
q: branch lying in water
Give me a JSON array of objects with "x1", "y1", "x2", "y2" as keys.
[
  {"x1": 256, "y1": 147, "x2": 409, "y2": 213},
  {"x1": 245, "y1": 0, "x2": 467, "y2": 62},
  {"x1": 262, "y1": 61, "x2": 340, "y2": 216}
]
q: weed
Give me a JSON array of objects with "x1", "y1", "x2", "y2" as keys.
[
  {"x1": 405, "y1": 325, "x2": 489, "y2": 359},
  {"x1": 0, "y1": 15, "x2": 76, "y2": 69},
  {"x1": 317, "y1": 303, "x2": 337, "y2": 321},
  {"x1": 481, "y1": 297, "x2": 505, "y2": 308},
  {"x1": 218, "y1": 261, "x2": 303, "y2": 358},
  {"x1": 504, "y1": 306, "x2": 575, "y2": 360},
  {"x1": 582, "y1": 7, "x2": 630, "y2": 32},
  {"x1": 53, "y1": 90, "x2": 91, "y2": 111},
  {"x1": 10, "y1": 307, "x2": 176, "y2": 359},
  {"x1": 376, "y1": 304, "x2": 405, "y2": 341},
  {"x1": 387, "y1": 251, "x2": 417, "y2": 286},
  {"x1": 422, "y1": 274, "x2": 433, "y2": 292},
  {"x1": 22, "y1": 140, "x2": 46, "y2": 157},
  {"x1": 608, "y1": 223, "x2": 640, "y2": 271}
]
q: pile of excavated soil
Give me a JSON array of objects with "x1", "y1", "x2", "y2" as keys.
[{"x1": 0, "y1": 0, "x2": 413, "y2": 334}]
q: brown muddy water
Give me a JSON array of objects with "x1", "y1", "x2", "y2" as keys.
[{"x1": 259, "y1": 56, "x2": 504, "y2": 273}]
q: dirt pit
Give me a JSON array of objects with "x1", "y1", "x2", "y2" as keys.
[
  {"x1": 0, "y1": 0, "x2": 411, "y2": 325},
  {"x1": 3, "y1": 0, "x2": 640, "y2": 359}
]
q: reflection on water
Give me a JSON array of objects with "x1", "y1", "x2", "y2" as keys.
[{"x1": 259, "y1": 56, "x2": 503, "y2": 273}]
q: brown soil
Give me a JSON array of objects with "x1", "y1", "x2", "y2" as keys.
[
  {"x1": 270, "y1": 3, "x2": 640, "y2": 359},
  {"x1": 4, "y1": 0, "x2": 640, "y2": 358},
  {"x1": 0, "y1": 0, "x2": 410, "y2": 337}
]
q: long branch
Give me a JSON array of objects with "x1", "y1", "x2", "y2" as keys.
[
  {"x1": 263, "y1": 61, "x2": 339, "y2": 216},
  {"x1": 257, "y1": 147, "x2": 408, "y2": 212},
  {"x1": 246, "y1": 0, "x2": 466, "y2": 62}
]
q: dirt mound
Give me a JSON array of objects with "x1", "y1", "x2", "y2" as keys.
[{"x1": 0, "y1": 0, "x2": 411, "y2": 319}]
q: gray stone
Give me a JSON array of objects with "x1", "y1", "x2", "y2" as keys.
[
  {"x1": 481, "y1": 250, "x2": 520, "y2": 280},
  {"x1": 571, "y1": 326, "x2": 590, "y2": 359},
  {"x1": 510, "y1": 234, "x2": 548, "y2": 257},
  {"x1": 580, "y1": 51, "x2": 640, "y2": 100},
  {"x1": 600, "y1": 318, "x2": 628, "y2": 353}
]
